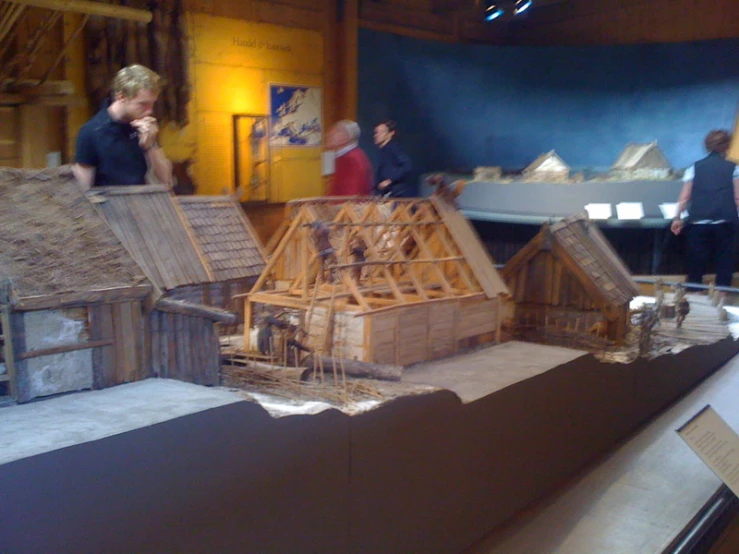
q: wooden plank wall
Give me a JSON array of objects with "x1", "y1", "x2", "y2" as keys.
[
  {"x1": 0, "y1": 107, "x2": 20, "y2": 168},
  {"x1": 90, "y1": 301, "x2": 144, "y2": 388},
  {"x1": 333, "y1": 312, "x2": 365, "y2": 361},
  {"x1": 368, "y1": 298, "x2": 499, "y2": 366},
  {"x1": 167, "y1": 278, "x2": 253, "y2": 334},
  {"x1": 148, "y1": 311, "x2": 220, "y2": 386},
  {"x1": 456, "y1": 298, "x2": 498, "y2": 341},
  {"x1": 508, "y1": 254, "x2": 599, "y2": 312}
]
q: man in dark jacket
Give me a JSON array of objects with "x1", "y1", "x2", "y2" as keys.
[
  {"x1": 671, "y1": 129, "x2": 739, "y2": 289},
  {"x1": 373, "y1": 120, "x2": 413, "y2": 198}
]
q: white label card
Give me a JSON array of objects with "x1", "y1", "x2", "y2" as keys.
[{"x1": 677, "y1": 405, "x2": 739, "y2": 497}]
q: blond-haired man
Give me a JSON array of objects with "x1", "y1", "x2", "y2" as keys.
[{"x1": 74, "y1": 64, "x2": 172, "y2": 189}]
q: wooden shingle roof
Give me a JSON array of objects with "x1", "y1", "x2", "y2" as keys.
[
  {"x1": 502, "y1": 214, "x2": 638, "y2": 307},
  {"x1": 0, "y1": 166, "x2": 150, "y2": 307},
  {"x1": 176, "y1": 197, "x2": 265, "y2": 281},
  {"x1": 90, "y1": 186, "x2": 211, "y2": 290},
  {"x1": 549, "y1": 215, "x2": 639, "y2": 305}
]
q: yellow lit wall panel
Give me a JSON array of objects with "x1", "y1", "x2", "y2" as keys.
[{"x1": 187, "y1": 13, "x2": 325, "y2": 200}]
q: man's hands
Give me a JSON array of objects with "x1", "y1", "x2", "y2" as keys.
[
  {"x1": 130, "y1": 116, "x2": 159, "y2": 151},
  {"x1": 671, "y1": 218, "x2": 684, "y2": 235},
  {"x1": 378, "y1": 179, "x2": 391, "y2": 190}
]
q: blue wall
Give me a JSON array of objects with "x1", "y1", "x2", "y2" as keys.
[{"x1": 358, "y1": 29, "x2": 739, "y2": 184}]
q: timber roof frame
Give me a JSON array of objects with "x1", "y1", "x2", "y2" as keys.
[{"x1": 248, "y1": 196, "x2": 508, "y2": 318}]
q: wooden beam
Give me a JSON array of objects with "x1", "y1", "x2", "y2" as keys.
[
  {"x1": 1, "y1": 79, "x2": 75, "y2": 94},
  {"x1": 356, "y1": 293, "x2": 486, "y2": 317},
  {"x1": 0, "y1": 93, "x2": 23, "y2": 104},
  {"x1": 4, "y1": 0, "x2": 152, "y2": 23},
  {"x1": 339, "y1": 0, "x2": 359, "y2": 119},
  {"x1": 19, "y1": 103, "x2": 47, "y2": 168},
  {"x1": 15, "y1": 285, "x2": 152, "y2": 310},
  {"x1": 155, "y1": 298, "x2": 238, "y2": 324},
  {"x1": 16, "y1": 338, "x2": 114, "y2": 361}
]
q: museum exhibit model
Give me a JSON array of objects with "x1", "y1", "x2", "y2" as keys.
[{"x1": 2, "y1": 163, "x2": 738, "y2": 554}]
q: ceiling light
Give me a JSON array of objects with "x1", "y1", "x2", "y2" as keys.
[
  {"x1": 514, "y1": 0, "x2": 533, "y2": 14},
  {"x1": 483, "y1": 0, "x2": 534, "y2": 22},
  {"x1": 484, "y1": 2, "x2": 505, "y2": 21}
]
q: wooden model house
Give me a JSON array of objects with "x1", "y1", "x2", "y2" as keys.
[
  {"x1": 611, "y1": 141, "x2": 672, "y2": 180},
  {"x1": 0, "y1": 167, "x2": 151, "y2": 402},
  {"x1": 473, "y1": 166, "x2": 502, "y2": 181},
  {"x1": 522, "y1": 150, "x2": 570, "y2": 182},
  {"x1": 244, "y1": 196, "x2": 509, "y2": 367},
  {"x1": 90, "y1": 187, "x2": 265, "y2": 332},
  {"x1": 0, "y1": 168, "x2": 237, "y2": 403},
  {"x1": 500, "y1": 214, "x2": 638, "y2": 348}
]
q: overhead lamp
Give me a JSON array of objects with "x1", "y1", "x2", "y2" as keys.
[
  {"x1": 483, "y1": 0, "x2": 534, "y2": 22},
  {"x1": 514, "y1": 0, "x2": 533, "y2": 14},
  {"x1": 483, "y1": 1, "x2": 504, "y2": 21}
]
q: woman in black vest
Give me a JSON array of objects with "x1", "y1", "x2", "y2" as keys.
[
  {"x1": 671, "y1": 129, "x2": 739, "y2": 289},
  {"x1": 373, "y1": 120, "x2": 413, "y2": 198}
]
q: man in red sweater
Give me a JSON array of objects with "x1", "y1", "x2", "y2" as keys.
[{"x1": 325, "y1": 120, "x2": 373, "y2": 196}]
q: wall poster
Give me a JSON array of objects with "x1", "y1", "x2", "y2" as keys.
[{"x1": 269, "y1": 84, "x2": 322, "y2": 147}]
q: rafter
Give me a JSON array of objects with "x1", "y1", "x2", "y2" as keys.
[{"x1": 4, "y1": 0, "x2": 152, "y2": 23}]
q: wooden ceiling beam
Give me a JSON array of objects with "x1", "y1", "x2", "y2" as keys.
[
  {"x1": 1, "y1": 78, "x2": 75, "y2": 94},
  {"x1": 4, "y1": 0, "x2": 152, "y2": 23}
]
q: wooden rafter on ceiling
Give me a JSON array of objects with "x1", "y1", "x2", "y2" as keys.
[
  {"x1": 3, "y1": 0, "x2": 151, "y2": 23},
  {"x1": 0, "y1": 1, "x2": 26, "y2": 46},
  {"x1": 0, "y1": 0, "x2": 151, "y2": 95}
]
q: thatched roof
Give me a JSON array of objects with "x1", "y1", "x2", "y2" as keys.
[
  {"x1": 612, "y1": 141, "x2": 671, "y2": 170},
  {"x1": 0, "y1": 166, "x2": 150, "y2": 307},
  {"x1": 176, "y1": 197, "x2": 265, "y2": 281}
]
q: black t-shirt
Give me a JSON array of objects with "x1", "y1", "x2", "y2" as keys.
[{"x1": 75, "y1": 103, "x2": 148, "y2": 186}]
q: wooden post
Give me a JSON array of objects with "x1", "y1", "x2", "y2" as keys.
[
  {"x1": 0, "y1": 281, "x2": 18, "y2": 400},
  {"x1": 243, "y1": 296, "x2": 253, "y2": 351}
]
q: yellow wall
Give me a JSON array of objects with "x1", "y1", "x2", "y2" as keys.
[
  {"x1": 730, "y1": 112, "x2": 739, "y2": 163},
  {"x1": 183, "y1": 13, "x2": 324, "y2": 200}
]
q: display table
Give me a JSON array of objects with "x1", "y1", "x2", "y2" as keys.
[{"x1": 421, "y1": 177, "x2": 684, "y2": 228}]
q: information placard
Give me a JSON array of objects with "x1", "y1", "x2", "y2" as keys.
[{"x1": 677, "y1": 405, "x2": 739, "y2": 497}]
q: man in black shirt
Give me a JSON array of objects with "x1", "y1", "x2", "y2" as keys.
[
  {"x1": 373, "y1": 120, "x2": 413, "y2": 198},
  {"x1": 671, "y1": 129, "x2": 739, "y2": 290},
  {"x1": 73, "y1": 64, "x2": 172, "y2": 189}
]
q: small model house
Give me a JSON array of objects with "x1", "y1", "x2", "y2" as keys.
[
  {"x1": 473, "y1": 166, "x2": 502, "y2": 181},
  {"x1": 611, "y1": 141, "x2": 672, "y2": 180},
  {"x1": 245, "y1": 196, "x2": 509, "y2": 367},
  {"x1": 0, "y1": 167, "x2": 151, "y2": 402},
  {"x1": 91, "y1": 187, "x2": 265, "y2": 333},
  {"x1": 0, "y1": 168, "x2": 244, "y2": 403},
  {"x1": 522, "y1": 150, "x2": 570, "y2": 182},
  {"x1": 501, "y1": 214, "x2": 638, "y2": 348}
]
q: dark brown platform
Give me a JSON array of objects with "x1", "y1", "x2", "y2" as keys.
[{"x1": 1, "y1": 336, "x2": 738, "y2": 554}]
